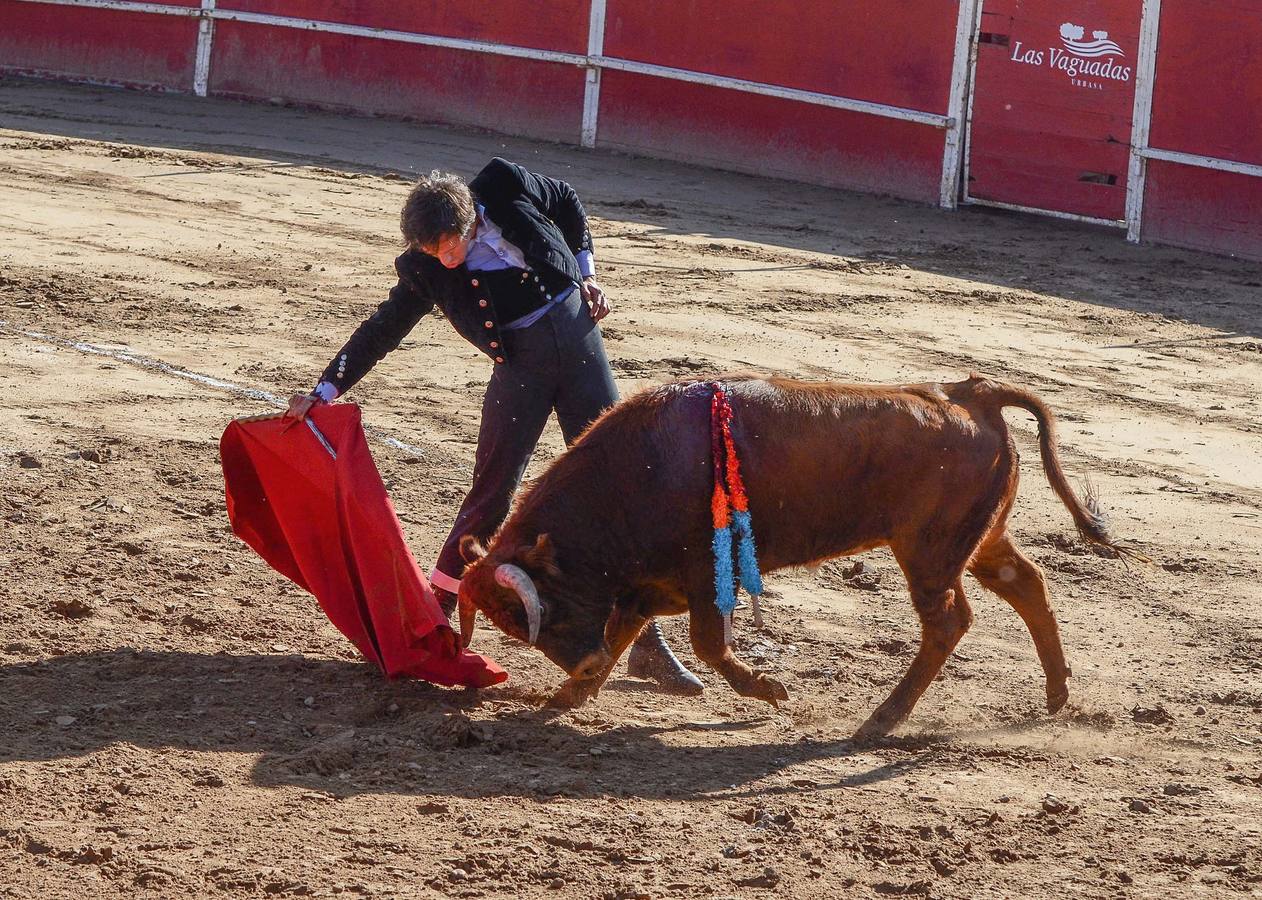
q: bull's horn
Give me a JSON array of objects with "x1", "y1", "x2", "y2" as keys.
[
  {"x1": 458, "y1": 592, "x2": 477, "y2": 649},
  {"x1": 494, "y1": 563, "x2": 542, "y2": 645}
]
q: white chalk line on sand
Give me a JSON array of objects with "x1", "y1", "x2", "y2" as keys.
[{"x1": 0, "y1": 320, "x2": 426, "y2": 457}]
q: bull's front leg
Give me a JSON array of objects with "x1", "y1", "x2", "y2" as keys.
[
  {"x1": 546, "y1": 604, "x2": 648, "y2": 709},
  {"x1": 688, "y1": 595, "x2": 789, "y2": 707}
]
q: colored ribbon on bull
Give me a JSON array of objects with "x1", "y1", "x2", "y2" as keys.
[{"x1": 710, "y1": 382, "x2": 765, "y2": 645}]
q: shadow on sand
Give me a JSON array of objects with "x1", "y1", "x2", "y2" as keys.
[{"x1": 0, "y1": 649, "x2": 938, "y2": 802}]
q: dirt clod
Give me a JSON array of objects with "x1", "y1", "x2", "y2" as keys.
[
  {"x1": 1041, "y1": 795, "x2": 1069, "y2": 814},
  {"x1": 1131, "y1": 704, "x2": 1175, "y2": 725},
  {"x1": 51, "y1": 598, "x2": 94, "y2": 619}
]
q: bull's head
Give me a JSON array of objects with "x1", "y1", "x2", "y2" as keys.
[{"x1": 457, "y1": 533, "x2": 612, "y2": 680}]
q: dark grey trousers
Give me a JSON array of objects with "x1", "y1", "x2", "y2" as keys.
[{"x1": 432, "y1": 290, "x2": 617, "y2": 588}]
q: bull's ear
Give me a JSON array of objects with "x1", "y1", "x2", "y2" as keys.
[
  {"x1": 517, "y1": 533, "x2": 560, "y2": 577},
  {"x1": 459, "y1": 534, "x2": 487, "y2": 563}
]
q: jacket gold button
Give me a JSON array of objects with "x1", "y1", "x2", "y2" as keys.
[
  {"x1": 471, "y1": 278, "x2": 479, "y2": 287},
  {"x1": 478, "y1": 299, "x2": 487, "y2": 308},
  {"x1": 495, "y1": 357, "x2": 504, "y2": 364},
  {"x1": 484, "y1": 321, "x2": 493, "y2": 328},
  {"x1": 489, "y1": 341, "x2": 499, "y2": 348}
]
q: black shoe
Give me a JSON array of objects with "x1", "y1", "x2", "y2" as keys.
[
  {"x1": 627, "y1": 621, "x2": 704, "y2": 696},
  {"x1": 434, "y1": 587, "x2": 457, "y2": 620}
]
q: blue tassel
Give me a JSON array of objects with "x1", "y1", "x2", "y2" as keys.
[
  {"x1": 732, "y1": 510, "x2": 764, "y2": 596},
  {"x1": 712, "y1": 526, "x2": 737, "y2": 617}
]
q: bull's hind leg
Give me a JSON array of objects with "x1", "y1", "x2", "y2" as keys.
[
  {"x1": 969, "y1": 532, "x2": 1071, "y2": 713},
  {"x1": 687, "y1": 592, "x2": 789, "y2": 707},
  {"x1": 855, "y1": 574, "x2": 973, "y2": 741}
]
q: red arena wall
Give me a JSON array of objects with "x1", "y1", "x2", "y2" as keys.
[
  {"x1": 0, "y1": 2, "x2": 198, "y2": 92},
  {"x1": 596, "y1": 1, "x2": 957, "y2": 199},
  {"x1": 1139, "y1": 0, "x2": 1262, "y2": 259},
  {"x1": 1142, "y1": 163, "x2": 1262, "y2": 261},
  {"x1": 207, "y1": 21, "x2": 587, "y2": 144},
  {"x1": 601, "y1": 1, "x2": 958, "y2": 110},
  {"x1": 222, "y1": 0, "x2": 590, "y2": 51},
  {"x1": 1, "y1": 0, "x2": 1259, "y2": 260},
  {"x1": 596, "y1": 71, "x2": 948, "y2": 199},
  {"x1": 207, "y1": 1, "x2": 588, "y2": 143}
]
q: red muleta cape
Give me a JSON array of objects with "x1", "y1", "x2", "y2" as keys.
[{"x1": 220, "y1": 404, "x2": 506, "y2": 688}]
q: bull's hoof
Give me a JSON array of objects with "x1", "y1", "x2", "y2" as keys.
[
  {"x1": 1046, "y1": 683, "x2": 1070, "y2": 714},
  {"x1": 546, "y1": 678, "x2": 598, "y2": 709},
  {"x1": 756, "y1": 674, "x2": 790, "y2": 707},
  {"x1": 852, "y1": 709, "x2": 900, "y2": 743}
]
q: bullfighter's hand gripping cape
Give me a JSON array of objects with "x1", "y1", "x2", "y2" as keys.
[{"x1": 220, "y1": 404, "x2": 506, "y2": 688}]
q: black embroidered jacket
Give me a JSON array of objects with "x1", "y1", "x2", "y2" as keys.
[{"x1": 319, "y1": 157, "x2": 593, "y2": 393}]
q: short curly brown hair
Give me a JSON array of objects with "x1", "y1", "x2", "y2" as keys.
[{"x1": 399, "y1": 170, "x2": 476, "y2": 249}]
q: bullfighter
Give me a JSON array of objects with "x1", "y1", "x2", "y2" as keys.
[{"x1": 285, "y1": 157, "x2": 702, "y2": 695}]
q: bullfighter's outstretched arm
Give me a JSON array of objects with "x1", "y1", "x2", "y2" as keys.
[{"x1": 314, "y1": 256, "x2": 434, "y2": 399}]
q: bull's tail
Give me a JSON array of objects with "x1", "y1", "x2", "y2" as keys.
[{"x1": 988, "y1": 383, "x2": 1150, "y2": 563}]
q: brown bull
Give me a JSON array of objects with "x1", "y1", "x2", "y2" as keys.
[{"x1": 458, "y1": 375, "x2": 1137, "y2": 738}]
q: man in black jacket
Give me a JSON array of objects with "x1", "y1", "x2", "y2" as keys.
[{"x1": 286, "y1": 158, "x2": 702, "y2": 695}]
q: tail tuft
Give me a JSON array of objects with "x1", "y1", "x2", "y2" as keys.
[
  {"x1": 1079, "y1": 477, "x2": 1151, "y2": 565},
  {"x1": 1080, "y1": 476, "x2": 1112, "y2": 539}
]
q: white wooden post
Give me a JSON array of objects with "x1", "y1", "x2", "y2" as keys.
[
  {"x1": 1126, "y1": 0, "x2": 1163, "y2": 243},
  {"x1": 193, "y1": 0, "x2": 217, "y2": 98},
  {"x1": 940, "y1": 0, "x2": 983, "y2": 209},
  {"x1": 581, "y1": 0, "x2": 607, "y2": 148}
]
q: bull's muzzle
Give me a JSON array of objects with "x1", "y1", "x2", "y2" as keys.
[
  {"x1": 494, "y1": 563, "x2": 542, "y2": 644},
  {"x1": 570, "y1": 647, "x2": 612, "y2": 681}
]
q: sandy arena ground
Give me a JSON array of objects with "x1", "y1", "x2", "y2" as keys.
[{"x1": 1, "y1": 78, "x2": 1260, "y2": 899}]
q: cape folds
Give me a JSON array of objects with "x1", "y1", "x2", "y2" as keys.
[{"x1": 220, "y1": 404, "x2": 506, "y2": 688}]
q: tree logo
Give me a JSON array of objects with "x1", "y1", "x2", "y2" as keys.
[{"x1": 1058, "y1": 23, "x2": 1125, "y2": 57}]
